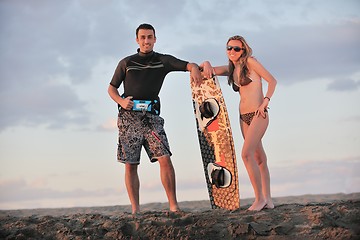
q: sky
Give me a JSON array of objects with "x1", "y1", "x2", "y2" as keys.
[{"x1": 0, "y1": 0, "x2": 359, "y2": 210}]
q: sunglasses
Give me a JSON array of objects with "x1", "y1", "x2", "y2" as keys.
[{"x1": 226, "y1": 46, "x2": 245, "y2": 52}]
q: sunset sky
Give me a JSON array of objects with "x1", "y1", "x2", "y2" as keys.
[{"x1": 1, "y1": 0, "x2": 359, "y2": 209}]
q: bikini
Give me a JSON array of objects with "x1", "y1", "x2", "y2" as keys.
[
  {"x1": 233, "y1": 76, "x2": 267, "y2": 126},
  {"x1": 240, "y1": 109, "x2": 268, "y2": 126}
]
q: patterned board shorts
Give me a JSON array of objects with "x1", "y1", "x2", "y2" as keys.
[{"x1": 117, "y1": 110, "x2": 172, "y2": 164}]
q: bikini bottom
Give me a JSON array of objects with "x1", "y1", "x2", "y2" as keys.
[{"x1": 240, "y1": 109, "x2": 267, "y2": 126}]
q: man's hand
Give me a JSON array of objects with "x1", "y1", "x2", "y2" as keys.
[
  {"x1": 108, "y1": 85, "x2": 134, "y2": 110},
  {"x1": 119, "y1": 96, "x2": 134, "y2": 110},
  {"x1": 188, "y1": 63, "x2": 202, "y2": 87}
]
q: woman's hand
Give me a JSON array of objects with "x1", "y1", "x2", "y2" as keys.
[
  {"x1": 201, "y1": 61, "x2": 214, "y2": 79},
  {"x1": 256, "y1": 98, "x2": 270, "y2": 119}
]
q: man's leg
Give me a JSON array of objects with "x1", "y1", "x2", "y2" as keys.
[
  {"x1": 125, "y1": 163, "x2": 140, "y2": 214},
  {"x1": 157, "y1": 155, "x2": 180, "y2": 212}
]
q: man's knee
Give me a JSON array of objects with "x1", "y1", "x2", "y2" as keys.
[
  {"x1": 125, "y1": 163, "x2": 138, "y2": 172},
  {"x1": 157, "y1": 155, "x2": 173, "y2": 168}
]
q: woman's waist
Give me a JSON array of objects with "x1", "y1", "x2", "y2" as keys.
[{"x1": 239, "y1": 101, "x2": 263, "y2": 113}]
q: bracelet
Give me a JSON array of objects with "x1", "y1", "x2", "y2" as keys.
[{"x1": 264, "y1": 97, "x2": 270, "y2": 101}]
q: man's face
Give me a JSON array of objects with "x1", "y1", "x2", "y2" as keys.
[{"x1": 136, "y1": 29, "x2": 156, "y2": 53}]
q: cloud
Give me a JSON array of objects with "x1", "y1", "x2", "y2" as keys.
[
  {"x1": 1, "y1": 156, "x2": 359, "y2": 209},
  {"x1": 0, "y1": 81, "x2": 89, "y2": 131},
  {"x1": 175, "y1": 17, "x2": 360, "y2": 89},
  {"x1": 0, "y1": 1, "x2": 128, "y2": 131},
  {"x1": 248, "y1": 21, "x2": 360, "y2": 86},
  {"x1": 270, "y1": 157, "x2": 360, "y2": 196},
  {"x1": 0, "y1": 178, "x2": 121, "y2": 203},
  {"x1": 1, "y1": 0, "x2": 359, "y2": 133},
  {"x1": 97, "y1": 118, "x2": 117, "y2": 131},
  {"x1": 339, "y1": 115, "x2": 360, "y2": 123},
  {"x1": 0, "y1": 176, "x2": 207, "y2": 209},
  {"x1": 327, "y1": 78, "x2": 360, "y2": 91}
]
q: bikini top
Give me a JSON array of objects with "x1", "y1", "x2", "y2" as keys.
[{"x1": 232, "y1": 76, "x2": 253, "y2": 92}]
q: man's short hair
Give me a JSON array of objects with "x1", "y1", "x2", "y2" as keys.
[{"x1": 136, "y1": 23, "x2": 156, "y2": 38}]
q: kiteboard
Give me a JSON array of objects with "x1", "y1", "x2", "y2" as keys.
[{"x1": 190, "y1": 75, "x2": 239, "y2": 210}]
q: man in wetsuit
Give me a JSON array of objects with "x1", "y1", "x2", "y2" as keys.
[{"x1": 108, "y1": 23, "x2": 202, "y2": 214}]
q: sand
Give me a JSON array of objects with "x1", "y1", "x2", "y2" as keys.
[{"x1": 1, "y1": 193, "x2": 359, "y2": 239}]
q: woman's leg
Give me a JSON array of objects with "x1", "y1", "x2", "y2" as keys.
[
  {"x1": 240, "y1": 114, "x2": 269, "y2": 210},
  {"x1": 254, "y1": 142, "x2": 274, "y2": 209}
]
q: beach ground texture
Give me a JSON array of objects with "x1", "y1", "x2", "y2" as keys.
[{"x1": 0, "y1": 193, "x2": 359, "y2": 239}]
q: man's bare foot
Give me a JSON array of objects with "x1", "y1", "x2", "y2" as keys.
[
  {"x1": 170, "y1": 207, "x2": 181, "y2": 212},
  {"x1": 169, "y1": 203, "x2": 181, "y2": 213},
  {"x1": 132, "y1": 209, "x2": 141, "y2": 215},
  {"x1": 131, "y1": 211, "x2": 142, "y2": 220}
]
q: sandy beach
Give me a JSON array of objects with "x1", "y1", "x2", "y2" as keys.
[{"x1": 1, "y1": 193, "x2": 359, "y2": 239}]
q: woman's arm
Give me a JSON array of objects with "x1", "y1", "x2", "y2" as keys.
[
  {"x1": 248, "y1": 57, "x2": 277, "y2": 100},
  {"x1": 200, "y1": 61, "x2": 229, "y2": 79},
  {"x1": 248, "y1": 57, "x2": 277, "y2": 118}
]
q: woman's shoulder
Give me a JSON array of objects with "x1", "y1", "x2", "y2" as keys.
[
  {"x1": 247, "y1": 56, "x2": 259, "y2": 65},
  {"x1": 246, "y1": 57, "x2": 263, "y2": 80},
  {"x1": 247, "y1": 56, "x2": 265, "y2": 72}
]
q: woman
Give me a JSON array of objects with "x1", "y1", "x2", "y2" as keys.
[{"x1": 201, "y1": 35, "x2": 277, "y2": 211}]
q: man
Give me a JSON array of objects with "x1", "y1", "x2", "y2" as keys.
[{"x1": 108, "y1": 23, "x2": 202, "y2": 214}]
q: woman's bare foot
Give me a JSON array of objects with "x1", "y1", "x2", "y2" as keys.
[
  {"x1": 264, "y1": 203, "x2": 275, "y2": 209},
  {"x1": 265, "y1": 200, "x2": 275, "y2": 209},
  {"x1": 248, "y1": 199, "x2": 267, "y2": 211}
]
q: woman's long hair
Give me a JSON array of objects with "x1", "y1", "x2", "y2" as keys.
[{"x1": 227, "y1": 35, "x2": 253, "y2": 87}]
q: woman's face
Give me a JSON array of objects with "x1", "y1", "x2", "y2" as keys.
[{"x1": 226, "y1": 40, "x2": 245, "y2": 63}]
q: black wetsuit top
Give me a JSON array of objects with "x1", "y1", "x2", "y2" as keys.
[{"x1": 110, "y1": 49, "x2": 188, "y2": 100}]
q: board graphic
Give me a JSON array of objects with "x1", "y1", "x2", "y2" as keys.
[{"x1": 190, "y1": 75, "x2": 240, "y2": 210}]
